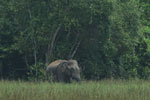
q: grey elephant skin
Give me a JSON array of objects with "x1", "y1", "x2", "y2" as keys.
[{"x1": 46, "y1": 59, "x2": 81, "y2": 83}]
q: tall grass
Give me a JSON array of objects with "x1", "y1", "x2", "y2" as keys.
[{"x1": 0, "y1": 79, "x2": 149, "y2": 100}]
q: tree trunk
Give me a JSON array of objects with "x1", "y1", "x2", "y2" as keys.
[
  {"x1": 34, "y1": 38, "x2": 37, "y2": 81},
  {"x1": 0, "y1": 62, "x2": 2, "y2": 79},
  {"x1": 68, "y1": 33, "x2": 81, "y2": 59},
  {"x1": 28, "y1": 8, "x2": 38, "y2": 81},
  {"x1": 46, "y1": 25, "x2": 61, "y2": 65},
  {"x1": 70, "y1": 40, "x2": 81, "y2": 59}
]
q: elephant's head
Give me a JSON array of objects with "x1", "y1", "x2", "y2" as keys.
[{"x1": 62, "y1": 60, "x2": 81, "y2": 82}]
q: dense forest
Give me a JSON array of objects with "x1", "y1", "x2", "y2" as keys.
[{"x1": 0, "y1": 0, "x2": 150, "y2": 80}]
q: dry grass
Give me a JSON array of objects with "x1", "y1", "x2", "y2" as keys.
[{"x1": 0, "y1": 79, "x2": 149, "y2": 100}]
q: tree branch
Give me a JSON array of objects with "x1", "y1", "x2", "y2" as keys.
[
  {"x1": 46, "y1": 25, "x2": 61, "y2": 65},
  {"x1": 70, "y1": 39, "x2": 81, "y2": 59}
]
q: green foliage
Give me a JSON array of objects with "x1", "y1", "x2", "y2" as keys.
[
  {"x1": 0, "y1": 0, "x2": 149, "y2": 80},
  {"x1": 27, "y1": 62, "x2": 46, "y2": 81},
  {"x1": 136, "y1": 0, "x2": 150, "y2": 79}
]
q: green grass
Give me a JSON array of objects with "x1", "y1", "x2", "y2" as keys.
[{"x1": 0, "y1": 80, "x2": 150, "y2": 100}]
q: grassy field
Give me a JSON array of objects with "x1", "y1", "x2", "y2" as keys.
[{"x1": 0, "y1": 80, "x2": 149, "y2": 100}]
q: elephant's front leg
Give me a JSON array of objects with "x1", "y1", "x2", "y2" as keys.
[
  {"x1": 57, "y1": 72, "x2": 65, "y2": 82},
  {"x1": 64, "y1": 76, "x2": 72, "y2": 83}
]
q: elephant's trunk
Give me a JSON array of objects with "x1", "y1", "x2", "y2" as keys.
[
  {"x1": 77, "y1": 77, "x2": 81, "y2": 82},
  {"x1": 72, "y1": 74, "x2": 81, "y2": 82}
]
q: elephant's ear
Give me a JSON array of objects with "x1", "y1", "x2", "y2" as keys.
[
  {"x1": 66, "y1": 62, "x2": 74, "y2": 69},
  {"x1": 59, "y1": 62, "x2": 71, "y2": 72},
  {"x1": 62, "y1": 62, "x2": 74, "y2": 75},
  {"x1": 60, "y1": 62, "x2": 67, "y2": 72}
]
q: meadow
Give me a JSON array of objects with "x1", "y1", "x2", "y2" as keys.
[{"x1": 0, "y1": 80, "x2": 149, "y2": 100}]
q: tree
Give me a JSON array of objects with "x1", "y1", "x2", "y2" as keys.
[{"x1": 0, "y1": 0, "x2": 145, "y2": 80}]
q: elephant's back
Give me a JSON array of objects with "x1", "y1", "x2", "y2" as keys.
[
  {"x1": 47, "y1": 60, "x2": 67, "y2": 69},
  {"x1": 68, "y1": 59, "x2": 80, "y2": 70}
]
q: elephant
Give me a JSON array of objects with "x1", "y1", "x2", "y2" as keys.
[{"x1": 46, "y1": 59, "x2": 81, "y2": 83}]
